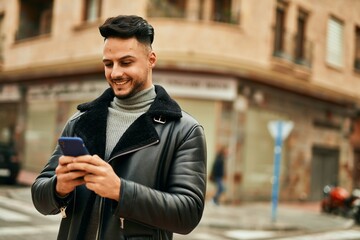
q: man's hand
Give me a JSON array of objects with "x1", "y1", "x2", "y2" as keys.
[
  {"x1": 66, "y1": 155, "x2": 121, "y2": 201},
  {"x1": 55, "y1": 156, "x2": 87, "y2": 197}
]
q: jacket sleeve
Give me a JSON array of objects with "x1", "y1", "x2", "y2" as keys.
[
  {"x1": 115, "y1": 124, "x2": 207, "y2": 234},
  {"x1": 31, "y1": 116, "x2": 77, "y2": 216}
]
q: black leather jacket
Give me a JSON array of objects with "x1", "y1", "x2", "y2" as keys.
[{"x1": 31, "y1": 85, "x2": 207, "y2": 240}]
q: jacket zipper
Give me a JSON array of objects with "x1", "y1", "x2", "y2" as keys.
[
  {"x1": 108, "y1": 140, "x2": 160, "y2": 163},
  {"x1": 60, "y1": 206, "x2": 67, "y2": 218},
  {"x1": 95, "y1": 197, "x2": 104, "y2": 240},
  {"x1": 59, "y1": 187, "x2": 77, "y2": 218},
  {"x1": 95, "y1": 139, "x2": 160, "y2": 239}
]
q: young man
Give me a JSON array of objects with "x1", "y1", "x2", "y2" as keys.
[{"x1": 31, "y1": 15, "x2": 207, "y2": 240}]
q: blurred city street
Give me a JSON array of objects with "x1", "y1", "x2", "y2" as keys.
[
  {"x1": 1, "y1": 182, "x2": 360, "y2": 240},
  {"x1": 1, "y1": 1, "x2": 360, "y2": 239}
]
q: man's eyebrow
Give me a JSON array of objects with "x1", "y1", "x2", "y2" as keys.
[
  {"x1": 102, "y1": 55, "x2": 135, "y2": 62},
  {"x1": 120, "y1": 55, "x2": 136, "y2": 60}
]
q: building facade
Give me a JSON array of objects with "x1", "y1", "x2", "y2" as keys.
[{"x1": 1, "y1": 0, "x2": 360, "y2": 202}]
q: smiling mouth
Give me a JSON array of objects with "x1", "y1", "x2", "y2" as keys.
[{"x1": 112, "y1": 79, "x2": 130, "y2": 85}]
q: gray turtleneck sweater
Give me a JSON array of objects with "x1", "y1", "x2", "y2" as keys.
[{"x1": 105, "y1": 85, "x2": 156, "y2": 160}]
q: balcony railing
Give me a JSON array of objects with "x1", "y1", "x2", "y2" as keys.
[{"x1": 273, "y1": 31, "x2": 313, "y2": 68}]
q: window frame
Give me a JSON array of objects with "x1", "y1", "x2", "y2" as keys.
[
  {"x1": 273, "y1": 0, "x2": 288, "y2": 58},
  {"x1": 326, "y1": 16, "x2": 344, "y2": 69},
  {"x1": 82, "y1": 0, "x2": 102, "y2": 23},
  {"x1": 294, "y1": 10, "x2": 307, "y2": 62},
  {"x1": 15, "y1": 0, "x2": 54, "y2": 41},
  {"x1": 0, "y1": 13, "x2": 4, "y2": 63},
  {"x1": 212, "y1": 0, "x2": 232, "y2": 23},
  {"x1": 354, "y1": 26, "x2": 360, "y2": 71}
]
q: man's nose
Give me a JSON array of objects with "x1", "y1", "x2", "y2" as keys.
[{"x1": 111, "y1": 65, "x2": 124, "y2": 79}]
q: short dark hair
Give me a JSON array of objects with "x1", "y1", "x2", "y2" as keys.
[{"x1": 99, "y1": 15, "x2": 154, "y2": 46}]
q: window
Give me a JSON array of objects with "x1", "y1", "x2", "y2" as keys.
[
  {"x1": 294, "y1": 10, "x2": 309, "y2": 65},
  {"x1": 354, "y1": 26, "x2": 360, "y2": 70},
  {"x1": 16, "y1": 0, "x2": 53, "y2": 40},
  {"x1": 147, "y1": 0, "x2": 186, "y2": 18},
  {"x1": 0, "y1": 13, "x2": 4, "y2": 63},
  {"x1": 326, "y1": 17, "x2": 344, "y2": 68},
  {"x1": 273, "y1": 0, "x2": 287, "y2": 58},
  {"x1": 212, "y1": 0, "x2": 237, "y2": 24},
  {"x1": 213, "y1": 0, "x2": 231, "y2": 23},
  {"x1": 83, "y1": 0, "x2": 102, "y2": 23}
]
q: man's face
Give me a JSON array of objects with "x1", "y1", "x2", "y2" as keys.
[{"x1": 102, "y1": 37, "x2": 156, "y2": 99}]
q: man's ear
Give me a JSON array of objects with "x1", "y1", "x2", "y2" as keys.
[{"x1": 149, "y1": 51, "x2": 156, "y2": 68}]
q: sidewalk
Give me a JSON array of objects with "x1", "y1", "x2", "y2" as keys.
[
  {"x1": 7, "y1": 170, "x2": 355, "y2": 238},
  {"x1": 200, "y1": 200, "x2": 354, "y2": 237}
]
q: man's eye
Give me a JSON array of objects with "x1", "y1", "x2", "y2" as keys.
[
  {"x1": 122, "y1": 61, "x2": 132, "y2": 66},
  {"x1": 104, "y1": 62, "x2": 113, "y2": 67}
]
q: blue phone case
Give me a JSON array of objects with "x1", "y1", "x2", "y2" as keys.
[{"x1": 58, "y1": 137, "x2": 89, "y2": 156}]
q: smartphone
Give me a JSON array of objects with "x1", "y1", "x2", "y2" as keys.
[{"x1": 58, "y1": 137, "x2": 89, "y2": 156}]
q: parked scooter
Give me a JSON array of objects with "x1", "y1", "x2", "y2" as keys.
[{"x1": 321, "y1": 185, "x2": 360, "y2": 223}]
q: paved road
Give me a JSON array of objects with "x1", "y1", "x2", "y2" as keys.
[
  {"x1": 0, "y1": 193, "x2": 59, "y2": 240},
  {"x1": 2, "y1": 185, "x2": 360, "y2": 239}
]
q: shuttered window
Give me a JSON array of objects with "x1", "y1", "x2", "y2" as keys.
[
  {"x1": 326, "y1": 17, "x2": 344, "y2": 68},
  {"x1": 83, "y1": 0, "x2": 102, "y2": 23}
]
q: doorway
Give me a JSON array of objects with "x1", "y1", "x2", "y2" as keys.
[
  {"x1": 310, "y1": 146, "x2": 339, "y2": 200},
  {"x1": 353, "y1": 149, "x2": 360, "y2": 188}
]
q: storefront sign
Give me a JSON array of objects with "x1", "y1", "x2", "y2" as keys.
[
  {"x1": 27, "y1": 81, "x2": 108, "y2": 101},
  {"x1": 153, "y1": 72, "x2": 237, "y2": 100},
  {"x1": 0, "y1": 84, "x2": 21, "y2": 102}
]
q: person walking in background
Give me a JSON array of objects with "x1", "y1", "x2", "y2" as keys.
[
  {"x1": 31, "y1": 15, "x2": 207, "y2": 240},
  {"x1": 210, "y1": 146, "x2": 227, "y2": 205}
]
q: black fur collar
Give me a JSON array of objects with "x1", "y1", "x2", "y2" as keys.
[{"x1": 73, "y1": 85, "x2": 182, "y2": 159}]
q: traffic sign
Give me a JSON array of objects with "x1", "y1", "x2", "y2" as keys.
[{"x1": 267, "y1": 120, "x2": 294, "y2": 222}]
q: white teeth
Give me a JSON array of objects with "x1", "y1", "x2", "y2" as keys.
[{"x1": 113, "y1": 80, "x2": 129, "y2": 85}]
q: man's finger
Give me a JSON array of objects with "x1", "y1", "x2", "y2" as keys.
[
  {"x1": 58, "y1": 156, "x2": 75, "y2": 165},
  {"x1": 73, "y1": 155, "x2": 105, "y2": 166}
]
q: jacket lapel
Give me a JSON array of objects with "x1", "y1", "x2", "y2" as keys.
[
  {"x1": 109, "y1": 113, "x2": 159, "y2": 158},
  {"x1": 73, "y1": 85, "x2": 182, "y2": 160}
]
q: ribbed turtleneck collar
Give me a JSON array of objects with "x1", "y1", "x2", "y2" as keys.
[{"x1": 111, "y1": 85, "x2": 156, "y2": 112}]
